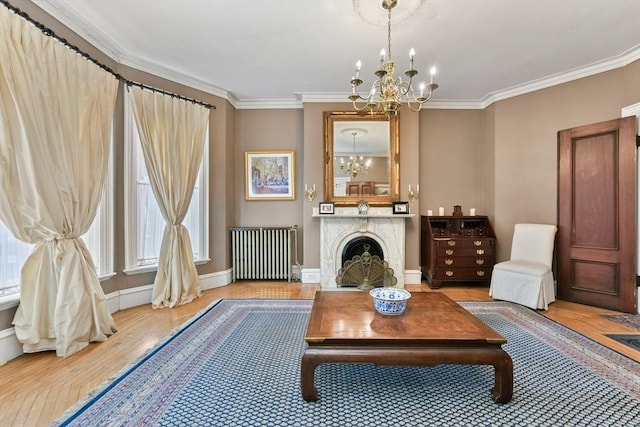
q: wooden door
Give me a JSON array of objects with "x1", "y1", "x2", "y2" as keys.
[{"x1": 557, "y1": 117, "x2": 637, "y2": 313}]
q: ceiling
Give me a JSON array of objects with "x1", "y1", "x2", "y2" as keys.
[{"x1": 31, "y1": 0, "x2": 640, "y2": 109}]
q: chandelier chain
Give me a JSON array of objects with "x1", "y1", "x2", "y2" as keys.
[{"x1": 387, "y1": 6, "x2": 392, "y2": 61}]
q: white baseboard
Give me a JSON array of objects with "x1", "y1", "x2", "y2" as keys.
[
  {"x1": 2, "y1": 268, "x2": 234, "y2": 363},
  {"x1": 301, "y1": 268, "x2": 321, "y2": 283},
  {"x1": 404, "y1": 270, "x2": 423, "y2": 285},
  {"x1": 0, "y1": 327, "x2": 21, "y2": 366}
]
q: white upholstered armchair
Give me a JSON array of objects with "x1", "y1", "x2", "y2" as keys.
[{"x1": 489, "y1": 223, "x2": 558, "y2": 310}]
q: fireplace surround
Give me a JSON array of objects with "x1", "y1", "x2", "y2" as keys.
[{"x1": 314, "y1": 206, "x2": 412, "y2": 288}]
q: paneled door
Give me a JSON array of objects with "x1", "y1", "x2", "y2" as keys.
[{"x1": 557, "y1": 117, "x2": 637, "y2": 313}]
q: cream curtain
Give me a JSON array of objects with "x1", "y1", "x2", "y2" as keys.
[
  {"x1": 129, "y1": 86, "x2": 209, "y2": 309},
  {"x1": 0, "y1": 7, "x2": 118, "y2": 356}
]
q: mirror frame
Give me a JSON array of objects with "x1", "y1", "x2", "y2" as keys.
[{"x1": 324, "y1": 111, "x2": 399, "y2": 206}]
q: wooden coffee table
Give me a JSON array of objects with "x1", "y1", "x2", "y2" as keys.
[{"x1": 301, "y1": 290, "x2": 513, "y2": 403}]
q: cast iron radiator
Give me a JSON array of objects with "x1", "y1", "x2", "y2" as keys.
[{"x1": 230, "y1": 226, "x2": 297, "y2": 282}]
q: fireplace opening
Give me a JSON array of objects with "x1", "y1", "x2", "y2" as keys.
[
  {"x1": 341, "y1": 236, "x2": 383, "y2": 267},
  {"x1": 336, "y1": 237, "x2": 396, "y2": 289}
]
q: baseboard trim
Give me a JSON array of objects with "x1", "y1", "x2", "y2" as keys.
[
  {"x1": 0, "y1": 327, "x2": 21, "y2": 365},
  {"x1": 404, "y1": 270, "x2": 423, "y2": 285},
  {"x1": 2, "y1": 268, "x2": 234, "y2": 363}
]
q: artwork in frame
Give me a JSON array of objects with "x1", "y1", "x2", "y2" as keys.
[
  {"x1": 393, "y1": 201, "x2": 409, "y2": 214},
  {"x1": 245, "y1": 150, "x2": 295, "y2": 200},
  {"x1": 319, "y1": 202, "x2": 335, "y2": 215}
]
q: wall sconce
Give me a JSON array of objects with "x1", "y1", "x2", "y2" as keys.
[
  {"x1": 304, "y1": 184, "x2": 316, "y2": 202},
  {"x1": 408, "y1": 184, "x2": 419, "y2": 202}
]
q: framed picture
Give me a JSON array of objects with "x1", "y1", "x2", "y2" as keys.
[
  {"x1": 245, "y1": 150, "x2": 295, "y2": 200},
  {"x1": 319, "y1": 202, "x2": 335, "y2": 215},
  {"x1": 393, "y1": 201, "x2": 409, "y2": 214}
]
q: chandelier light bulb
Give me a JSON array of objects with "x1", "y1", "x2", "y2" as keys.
[{"x1": 347, "y1": 0, "x2": 439, "y2": 117}]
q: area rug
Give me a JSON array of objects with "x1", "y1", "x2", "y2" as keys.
[
  {"x1": 54, "y1": 299, "x2": 640, "y2": 427},
  {"x1": 604, "y1": 313, "x2": 640, "y2": 331}
]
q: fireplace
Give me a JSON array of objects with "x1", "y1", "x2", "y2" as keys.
[
  {"x1": 341, "y1": 236, "x2": 383, "y2": 267},
  {"x1": 315, "y1": 206, "x2": 410, "y2": 288}
]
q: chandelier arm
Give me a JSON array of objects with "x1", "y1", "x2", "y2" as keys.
[{"x1": 348, "y1": 0, "x2": 438, "y2": 118}]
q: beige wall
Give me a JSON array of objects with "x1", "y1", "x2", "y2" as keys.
[{"x1": 491, "y1": 62, "x2": 640, "y2": 261}]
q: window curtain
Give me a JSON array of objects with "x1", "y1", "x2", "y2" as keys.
[
  {"x1": 0, "y1": 7, "x2": 118, "y2": 356},
  {"x1": 129, "y1": 86, "x2": 209, "y2": 309}
]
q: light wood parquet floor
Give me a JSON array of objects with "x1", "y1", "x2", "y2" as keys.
[{"x1": 1, "y1": 282, "x2": 639, "y2": 426}]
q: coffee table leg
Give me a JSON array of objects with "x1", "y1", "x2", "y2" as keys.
[
  {"x1": 491, "y1": 355, "x2": 513, "y2": 403},
  {"x1": 300, "y1": 352, "x2": 319, "y2": 402}
]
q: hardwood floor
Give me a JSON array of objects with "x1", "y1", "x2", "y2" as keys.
[{"x1": 1, "y1": 282, "x2": 638, "y2": 426}]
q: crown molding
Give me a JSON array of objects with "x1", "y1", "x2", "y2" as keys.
[
  {"x1": 235, "y1": 99, "x2": 303, "y2": 110},
  {"x1": 28, "y1": 1, "x2": 640, "y2": 112}
]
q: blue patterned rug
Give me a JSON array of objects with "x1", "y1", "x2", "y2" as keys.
[{"x1": 54, "y1": 299, "x2": 640, "y2": 427}]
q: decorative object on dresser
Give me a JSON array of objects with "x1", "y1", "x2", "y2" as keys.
[{"x1": 420, "y1": 215, "x2": 496, "y2": 289}]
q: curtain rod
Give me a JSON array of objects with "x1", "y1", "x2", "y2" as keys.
[{"x1": 1, "y1": 1, "x2": 216, "y2": 110}]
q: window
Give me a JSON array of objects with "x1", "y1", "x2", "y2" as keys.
[
  {"x1": 124, "y1": 91, "x2": 209, "y2": 273},
  {"x1": 0, "y1": 150, "x2": 114, "y2": 299}
]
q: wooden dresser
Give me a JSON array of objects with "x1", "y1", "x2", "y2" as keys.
[{"x1": 420, "y1": 215, "x2": 496, "y2": 289}]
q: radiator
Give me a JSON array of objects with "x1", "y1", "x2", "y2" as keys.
[{"x1": 231, "y1": 226, "x2": 297, "y2": 282}]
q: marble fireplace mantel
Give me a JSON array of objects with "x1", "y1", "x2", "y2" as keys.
[{"x1": 313, "y1": 207, "x2": 414, "y2": 288}]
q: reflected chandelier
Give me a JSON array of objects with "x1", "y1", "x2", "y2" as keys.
[
  {"x1": 349, "y1": 0, "x2": 439, "y2": 117},
  {"x1": 340, "y1": 131, "x2": 371, "y2": 178}
]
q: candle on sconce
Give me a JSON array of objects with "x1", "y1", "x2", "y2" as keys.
[
  {"x1": 416, "y1": 184, "x2": 419, "y2": 192},
  {"x1": 427, "y1": 209, "x2": 433, "y2": 216},
  {"x1": 408, "y1": 184, "x2": 412, "y2": 192},
  {"x1": 470, "y1": 208, "x2": 476, "y2": 216},
  {"x1": 438, "y1": 207, "x2": 445, "y2": 216}
]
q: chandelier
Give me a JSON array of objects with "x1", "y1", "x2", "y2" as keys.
[
  {"x1": 340, "y1": 131, "x2": 371, "y2": 178},
  {"x1": 349, "y1": 0, "x2": 438, "y2": 117}
]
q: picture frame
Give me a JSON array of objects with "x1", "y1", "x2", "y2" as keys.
[
  {"x1": 319, "y1": 201, "x2": 335, "y2": 215},
  {"x1": 393, "y1": 201, "x2": 409, "y2": 214},
  {"x1": 245, "y1": 150, "x2": 295, "y2": 200}
]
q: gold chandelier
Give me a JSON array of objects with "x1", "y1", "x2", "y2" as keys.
[
  {"x1": 349, "y1": 0, "x2": 438, "y2": 117},
  {"x1": 340, "y1": 131, "x2": 371, "y2": 178}
]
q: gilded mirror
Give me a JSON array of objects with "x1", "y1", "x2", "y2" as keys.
[{"x1": 324, "y1": 111, "x2": 399, "y2": 206}]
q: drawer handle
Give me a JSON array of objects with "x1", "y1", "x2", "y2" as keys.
[
  {"x1": 477, "y1": 271, "x2": 485, "y2": 277},
  {"x1": 447, "y1": 240, "x2": 456, "y2": 246},
  {"x1": 476, "y1": 249, "x2": 485, "y2": 255},
  {"x1": 445, "y1": 259, "x2": 454, "y2": 265},
  {"x1": 476, "y1": 259, "x2": 485, "y2": 265},
  {"x1": 445, "y1": 271, "x2": 454, "y2": 277},
  {"x1": 446, "y1": 249, "x2": 454, "y2": 255},
  {"x1": 474, "y1": 240, "x2": 482, "y2": 246}
]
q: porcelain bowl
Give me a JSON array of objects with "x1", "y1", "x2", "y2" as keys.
[{"x1": 369, "y1": 287, "x2": 411, "y2": 315}]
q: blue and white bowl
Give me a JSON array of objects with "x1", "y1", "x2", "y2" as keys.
[{"x1": 369, "y1": 287, "x2": 411, "y2": 315}]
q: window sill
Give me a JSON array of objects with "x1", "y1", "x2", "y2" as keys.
[
  {"x1": 123, "y1": 258, "x2": 211, "y2": 275},
  {"x1": 0, "y1": 294, "x2": 19, "y2": 311}
]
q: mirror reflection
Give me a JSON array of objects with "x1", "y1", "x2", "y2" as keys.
[{"x1": 324, "y1": 112, "x2": 399, "y2": 206}]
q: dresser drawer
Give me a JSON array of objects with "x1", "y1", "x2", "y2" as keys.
[
  {"x1": 435, "y1": 267, "x2": 493, "y2": 280},
  {"x1": 462, "y1": 238, "x2": 495, "y2": 248},
  {"x1": 436, "y1": 256, "x2": 494, "y2": 268},
  {"x1": 436, "y1": 247, "x2": 495, "y2": 257}
]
